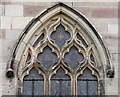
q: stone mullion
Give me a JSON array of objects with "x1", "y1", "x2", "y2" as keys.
[
  {"x1": 44, "y1": 74, "x2": 49, "y2": 95},
  {"x1": 72, "y1": 74, "x2": 76, "y2": 95}
]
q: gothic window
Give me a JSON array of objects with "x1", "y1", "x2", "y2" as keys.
[
  {"x1": 20, "y1": 22, "x2": 99, "y2": 95},
  {"x1": 8, "y1": 3, "x2": 113, "y2": 96}
]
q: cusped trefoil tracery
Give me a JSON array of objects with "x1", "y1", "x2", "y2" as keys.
[{"x1": 19, "y1": 16, "x2": 100, "y2": 95}]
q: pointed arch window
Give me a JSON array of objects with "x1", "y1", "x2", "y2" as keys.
[
  {"x1": 19, "y1": 22, "x2": 100, "y2": 95},
  {"x1": 6, "y1": 3, "x2": 114, "y2": 96}
]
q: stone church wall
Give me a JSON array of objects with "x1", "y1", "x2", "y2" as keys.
[{"x1": 0, "y1": 1, "x2": 119, "y2": 96}]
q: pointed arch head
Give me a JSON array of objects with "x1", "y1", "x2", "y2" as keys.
[{"x1": 6, "y1": 3, "x2": 114, "y2": 79}]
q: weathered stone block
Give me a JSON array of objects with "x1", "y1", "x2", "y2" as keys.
[
  {"x1": 12, "y1": 17, "x2": 33, "y2": 29},
  {"x1": 1, "y1": 16, "x2": 11, "y2": 29},
  {"x1": 88, "y1": 18, "x2": 118, "y2": 35},
  {"x1": 110, "y1": 53, "x2": 118, "y2": 62},
  {"x1": 103, "y1": 34, "x2": 118, "y2": 53},
  {"x1": 5, "y1": 5, "x2": 23, "y2": 16},
  {"x1": 0, "y1": 5, "x2": 4, "y2": 15},
  {"x1": 73, "y1": 7, "x2": 91, "y2": 17},
  {"x1": 108, "y1": 24, "x2": 118, "y2": 34},
  {"x1": 5, "y1": 30, "x2": 21, "y2": 40},
  {"x1": 103, "y1": 34, "x2": 118, "y2": 44},
  {"x1": 2, "y1": 40, "x2": 16, "y2": 61},
  {"x1": 91, "y1": 8, "x2": 118, "y2": 18},
  {"x1": 1, "y1": 0, "x2": 11, "y2": 4},
  {"x1": 0, "y1": 29, "x2": 5, "y2": 39},
  {"x1": 106, "y1": 78, "x2": 118, "y2": 95},
  {"x1": 90, "y1": 18, "x2": 118, "y2": 25},
  {"x1": 73, "y1": 2, "x2": 118, "y2": 8},
  {"x1": 0, "y1": 40, "x2": 2, "y2": 60},
  {"x1": 23, "y1": 5, "x2": 47, "y2": 17}
]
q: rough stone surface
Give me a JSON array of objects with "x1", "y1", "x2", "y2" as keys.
[
  {"x1": 1, "y1": 16, "x2": 12, "y2": 29},
  {"x1": 73, "y1": 2, "x2": 118, "y2": 8},
  {"x1": 12, "y1": 17, "x2": 33, "y2": 29},
  {"x1": 5, "y1": 5, "x2": 23, "y2": 16},
  {"x1": 23, "y1": 5, "x2": 47, "y2": 17},
  {"x1": 91, "y1": 8, "x2": 118, "y2": 18},
  {"x1": 0, "y1": 29, "x2": 5, "y2": 39},
  {"x1": 108, "y1": 24, "x2": 118, "y2": 34},
  {"x1": 73, "y1": 7, "x2": 91, "y2": 17},
  {"x1": 1, "y1": 0, "x2": 11, "y2": 3},
  {"x1": 10, "y1": 0, "x2": 120, "y2": 2},
  {"x1": 0, "y1": 5, "x2": 4, "y2": 15},
  {"x1": 5, "y1": 30, "x2": 21, "y2": 40},
  {"x1": 2, "y1": 40, "x2": 16, "y2": 61}
]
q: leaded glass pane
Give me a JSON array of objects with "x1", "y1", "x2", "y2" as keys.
[
  {"x1": 88, "y1": 80, "x2": 98, "y2": 95},
  {"x1": 77, "y1": 68, "x2": 98, "y2": 95},
  {"x1": 51, "y1": 68, "x2": 71, "y2": 96},
  {"x1": 51, "y1": 24, "x2": 70, "y2": 48},
  {"x1": 78, "y1": 81, "x2": 87, "y2": 95},
  {"x1": 23, "y1": 68, "x2": 44, "y2": 96},
  {"x1": 24, "y1": 68, "x2": 43, "y2": 80},
  {"x1": 23, "y1": 81, "x2": 32, "y2": 95},
  {"x1": 78, "y1": 69, "x2": 97, "y2": 80},
  {"x1": 34, "y1": 81, "x2": 44, "y2": 95},
  {"x1": 37, "y1": 46, "x2": 58, "y2": 70},
  {"x1": 64, "y1": 46, "x2": 84, "y2": 70}
]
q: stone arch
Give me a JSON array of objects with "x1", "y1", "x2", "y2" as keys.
[{"x1": 6, "y1": 3, "x2": 114, "y2": 95}]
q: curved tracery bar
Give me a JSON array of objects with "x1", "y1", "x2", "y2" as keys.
[
  {"x1": 77, "y1": 33, "x2": 88, "y2": 48},
  {"x1": 51, "y1": 24, "x2": 70, "y2": 48},
  {"x1": 64, "y1": 46, "x2": 84, "y2": 70},
  {"x1": 33, "y1": 33, "x2": 44, "y2": 47},
  {"x1": 37, "y1": 46, "x2": 59, "y2": 70}
]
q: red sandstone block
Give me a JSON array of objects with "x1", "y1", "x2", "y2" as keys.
[
  {"x1": 74, "y1": 7, "x2": 91, "y2": 17},
  {"x1": 1, "y1": 0, "x2": 11, "y2": 4},
  {"x1": 0, "y1": 29, "x2": 5, "y2": 39},
  {"x1": 91, "y1": 8, "x2": 118, "y2": 18},
  {"x1": 23, "y1": 5, "x2": 47, "y2": 17}
]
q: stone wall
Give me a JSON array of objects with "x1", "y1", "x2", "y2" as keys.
[{"x1": 0, "y1": 1, "x2": 119, "y2": 96}]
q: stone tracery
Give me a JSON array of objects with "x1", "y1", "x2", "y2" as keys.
[
  {"x1": 18, "y1": 16, "x2": 100, "y2": 95},
  {"x1": 5, "y1": 3, "x2": 114, "y2": 95}
]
